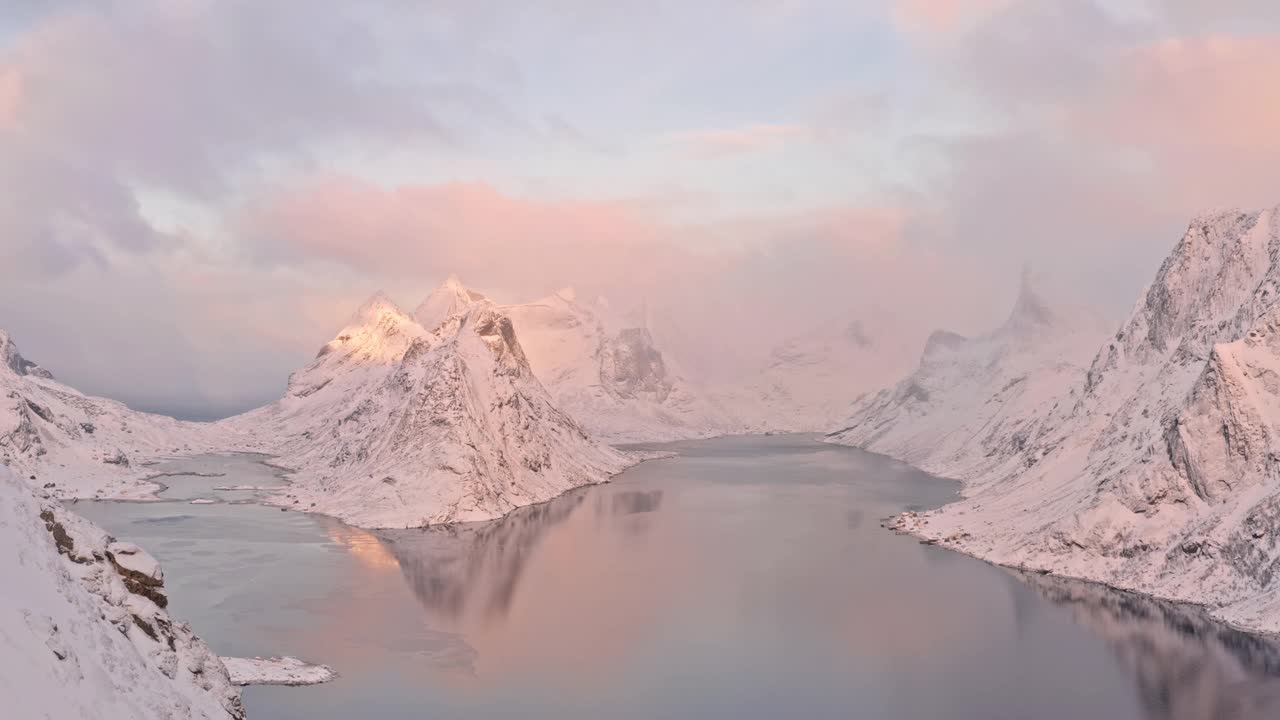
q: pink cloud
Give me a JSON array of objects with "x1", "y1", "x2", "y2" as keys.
[
  {"x1": 0, "y1": 67, "x2": 21, "y2": 131},
  {"x1": 1069, "y1": 34, "x2": 1280, "y2": 211},
  {"x1": 240, "y1": 177, "x2": 991, "y2": 377},
  {"x1": 244, "y1": 179, "x2": 715, "y2": 302}
]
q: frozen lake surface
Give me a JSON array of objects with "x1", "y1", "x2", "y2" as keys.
[{"x1": 75, "y1": 435, "x2": 1280, "y2": 719}]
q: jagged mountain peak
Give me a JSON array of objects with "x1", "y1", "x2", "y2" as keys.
[
  {"x1": 0, "y1": 328, "x2": 54, "y2": 379},
  {"x1": 426, "y1": 300, "x2": 532, "y2": 375},
  {"x1": 415, "y1": 275, "x2": 490, "y2": 331},
  {"x1": 313, "y1": 294, "x2": 426, "y2": 367},
  {"x1": 997, "y1": 269, "x2": 1060, "y2": 338},
  {"x1": 1086, "y1": 205, "x2": 1279, "y2": 389},
  {"x1": 352, "y1": 290, "x2": 403, "y2": 320}
]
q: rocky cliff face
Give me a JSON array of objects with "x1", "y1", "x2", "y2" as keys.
[
  {"x1": 2, "y1": 469, "x2": 242, "y2": 720},
  {"x1": 894, "y1": 207, "x2": 1280, "y2": 634},
  {"x1": 227, "y1": 293, "x2": 633, "y2": 528}
]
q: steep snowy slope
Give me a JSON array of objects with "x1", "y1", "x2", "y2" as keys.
[
  {"x1": 227, "y1": 293, "x2": 633, "y2": 528},
  {"x1": 497, "y1": 286, "x2": 737, "y2": 442},
  {"x1": 0, "y1": 330, "x2": 235, "y2": 498},
  {"x1": 826, "y1": 276, "x2": 1108, "y2": 482},
  {"x1": 1, "y1": 469, "x2": 242, "y2": 719},
  {"x1": 897, "y1": 206, "x2": 1280, "y2": 634}
]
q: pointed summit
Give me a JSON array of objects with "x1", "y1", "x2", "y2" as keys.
[
  {"x1": 415, "y1": 275, "x2": 489, "y2": 331},
  {"x1": 311, "y1": 293, "x2": 424, "y2": 367},
  {"x1": 352, "y1": 290, "x2": 401, "y2": 321},
  {"x1": 1000, "y1": 268, "x2": 1057, "y2": 336},
  {"x1": 0, "y1": 329, "x2": 53, "y2": 379}
]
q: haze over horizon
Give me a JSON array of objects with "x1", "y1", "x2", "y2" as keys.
[{"x1": 3, "y1": 0, "x2": 1279, "y2": 418}]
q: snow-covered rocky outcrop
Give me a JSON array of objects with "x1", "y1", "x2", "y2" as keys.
[
  {"x1": 225, "y1": 293, "x2": 633, "y2": 528},
  {"x1": 891, "y1": 207, "x2": 1280, "y2": 635},
  {"x1": 491, "y1": 285, "x2": 736, "y2": 442},
  {"x1": 0, "y1": 330, "x2": 235, "y2": 499},
  {"x1": 1, "y1": 468, "x2": 243, "y2": 719},
  {"x1": 826, "y1": 274, "x2": 1108, "y2": 482}
]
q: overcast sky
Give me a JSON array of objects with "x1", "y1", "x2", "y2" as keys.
[{"x1": 2, "y1": 0, "x2": 1279, "y2": 419}]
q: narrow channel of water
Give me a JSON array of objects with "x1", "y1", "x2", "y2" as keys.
[{"x1": 73, "y1": 435, "x2": 1280, "y2": 719}]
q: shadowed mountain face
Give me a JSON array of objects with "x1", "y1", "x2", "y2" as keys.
[{"x1": 1015, "y1": 570, "x2": 1280, "y2": 720}]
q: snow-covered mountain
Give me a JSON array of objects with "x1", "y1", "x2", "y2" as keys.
[
  {"x1": 826, "y1": 274, "x2": 1109, "y2": 481},
  {"x1": 1, "y1": 469, "x2": 242, "y2": 719},
  {"x1": 494, "y1": 285, "x2": 737, "y2": 442},
  {"x1": 225, "y1": 293, "x2": 634, "y2": 528},
  {"x1": 0, "y1": 330, "x2": 234, "y2": 498},
  {"x1": 414, "y1": 274, "x2": 490, "y2": 331},
  {"x1": 893, "y1": 206, "x2": 1280, "y2": 635}
]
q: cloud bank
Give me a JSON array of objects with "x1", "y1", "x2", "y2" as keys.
[{"x1": 1, "y1": 0, "x2": 1278, "y2": 417}]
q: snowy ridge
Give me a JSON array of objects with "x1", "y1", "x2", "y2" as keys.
[
  {"x1": 826, "y1": 273, "x2": 1108, "y2": 482},
  {"x1": 499, "y1": 285, "x2": 739, "y2": 442},
  {"x1": 0, "y1": 331, "x2": 243, "y2": 499},
  {"x1": 1, "y1": 469, "x2": 242, "y2": 719},
  {"x1": 225, "y1": 292, "x2": 634, "y2": 528},
  {"x1": 889, "y1": 206, "x2": 1280, "y2": 635}
]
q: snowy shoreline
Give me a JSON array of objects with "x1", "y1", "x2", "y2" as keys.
[{"x1": 892, "y1": 513, "x2": 1280, "y2": 639}]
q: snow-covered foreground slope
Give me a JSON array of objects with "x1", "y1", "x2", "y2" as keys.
[
  {"x1": 1, "y1": 468, "x2": 243, "y2": 719},
  {"x1": 0, "y1": 331, "x2": 240, "y2": 499},
  {"x1": 224, "y1": 293, "x2": 634, "y2": 528},
  {"x1": 890, "y1": 207, "x2": 1280, "y2": 635},
  {"x1": 826, "y1": 276, "x2": 1108, "y2": 482},
  {"x1": 495, "y1": 286, "x2": 738, "y2": 442}
]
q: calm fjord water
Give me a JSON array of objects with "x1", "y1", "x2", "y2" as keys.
[{"x1": 75, "y1": 435, "x2": 1280, "y2": 719}]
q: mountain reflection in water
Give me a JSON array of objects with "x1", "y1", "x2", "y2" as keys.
[
  {"x1": 72, "y1": 439, "x2": 1280, "y2": 719},
  {"x1": 376, "y1": 487, "x2": 666, "y2": 624},
  {"x1": 1015, "y1": 571, "x2": 1280, "y2": 720}
]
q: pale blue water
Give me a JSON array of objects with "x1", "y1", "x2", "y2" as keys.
[{"x1": 74, "y1": 435, "x2": 1280, "y2": 719}]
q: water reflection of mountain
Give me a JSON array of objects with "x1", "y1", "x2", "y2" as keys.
[
  {"x1": 375, "y1": 486, "x2": 664, "y2": 625},
  {"x1": 1017, "y1": 571, "x2": 1280, "y2": 720}
]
